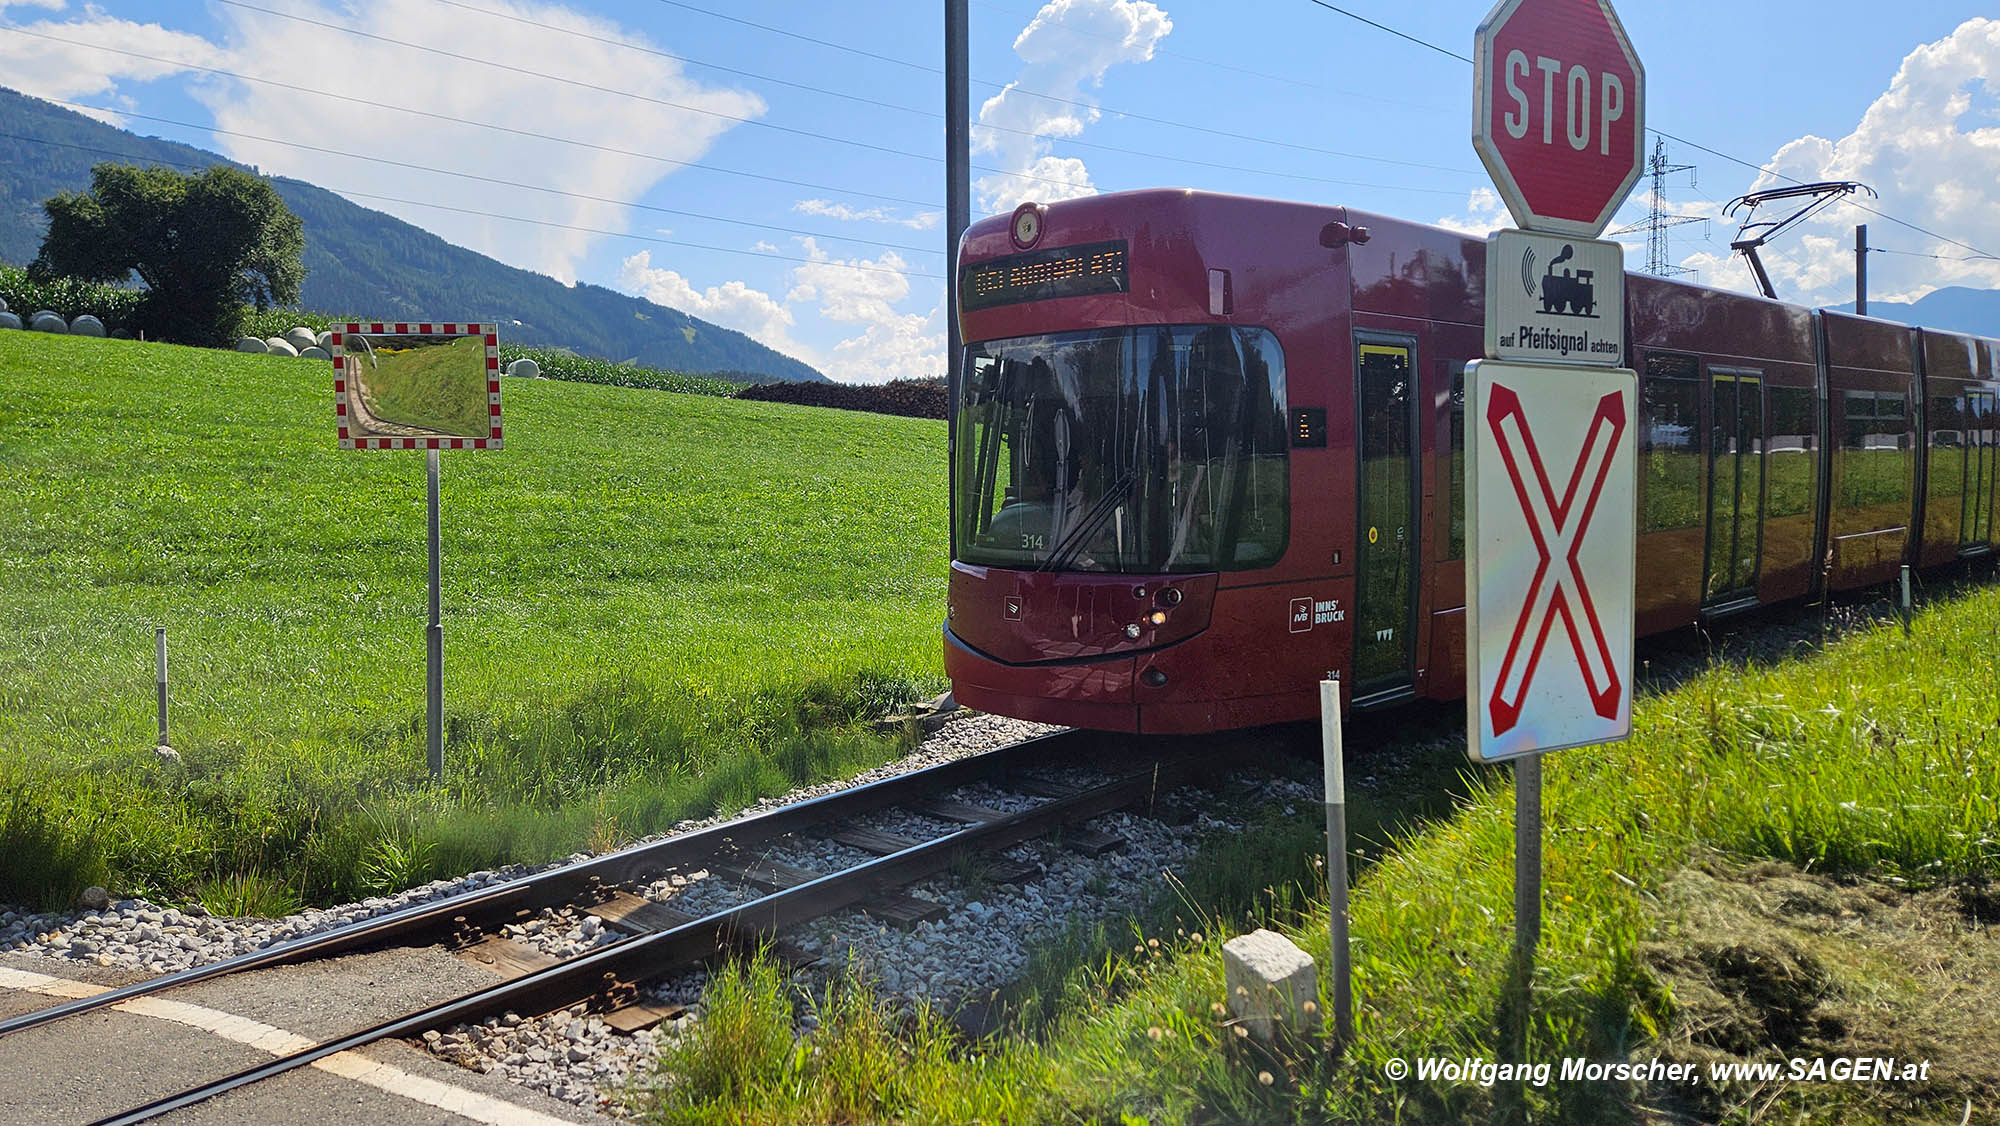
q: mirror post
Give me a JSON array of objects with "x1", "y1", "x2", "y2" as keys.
[{"x1": 426, "y1": 447, "x2": 443, "y2": 782}]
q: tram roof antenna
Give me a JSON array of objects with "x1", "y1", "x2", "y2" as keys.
[{"x1": 1723, "y1": 180, "x2": 1876, "y2": 299}]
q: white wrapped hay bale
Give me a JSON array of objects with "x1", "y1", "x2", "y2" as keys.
[
  {"x1": 505, "y1": 358, "x2": 540, "y2": 379},
  {"x1": 236, "y1": 337, "x2": 269, "y2": 354},
  {"x1": 284, "y1": 326, "x2": 317, "y2": 353},
  {"x1": 69, "y1": 314, "x2": 106, "y2": 337},
  {"x1": 0, "y1": 312, "x2": 20, "y2": 331},
  {"x1": 30, "y1": 311, "x2": 66, "y2": 333},
  {"x1": 263, "y1": 337, "x2": 299, "y2": 358},
  {"x1": 299, "y1": 346, "x2": 330, "y2": 361}
]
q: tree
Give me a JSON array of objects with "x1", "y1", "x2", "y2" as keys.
[{"x1": 31, "y1": 163, "x2": 305, "y2": 346}]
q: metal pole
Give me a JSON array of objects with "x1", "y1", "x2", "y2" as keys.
[
  {"x1": 944, "y1": 0, "x2": 970, "y2": 557},
  {"x1": 1514, "y1": 756, "x2": 1542, "y2": 961},
  {"x1": 1856, "y1": 224, "x2": 1868, "y2": 316},
  {"x1": 1320, "y1": 677, "x2": 1353, "y2": 1048},
  {"x1": 1900, "y1": 562, "x2": 1912, "y2": 635},
  {"x1": 155, "y1": 627, "x2": 169, "y2": 747},
  {"x1": 426, "y1": 448, "x2": 443, "y2": 781}
]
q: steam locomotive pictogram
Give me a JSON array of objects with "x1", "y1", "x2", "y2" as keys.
[{"x1": 1538, "y1": 243, "x2": 1596, "y2": 316}]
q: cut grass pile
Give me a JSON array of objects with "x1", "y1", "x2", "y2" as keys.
[
  {"x1": 0, "y1": 331, "x2": 947, "y2": 910},
  {"x1": 637, "y1": 580, "x2": 2000, "y2": 1125}
]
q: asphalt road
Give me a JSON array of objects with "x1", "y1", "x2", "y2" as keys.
[{"x1": 0, "y1": 949, "x2": 609, "y2": 1125}]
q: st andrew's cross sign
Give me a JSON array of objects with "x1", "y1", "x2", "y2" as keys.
[{"x1": 1464, "y1": 360, "x2": 1636, "y2": 762}]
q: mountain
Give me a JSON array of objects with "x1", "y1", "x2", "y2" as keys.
[
  {"x1": 0, "y1": 88, "x2": 827, "y2": 383},
  {"x1": 1828, "y1": 285, "x2": 2000, "y2": 338}
]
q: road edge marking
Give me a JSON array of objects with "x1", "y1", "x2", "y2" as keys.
[{"x1": 0, "y1": 966, "x2": 577, "y2": 1126}]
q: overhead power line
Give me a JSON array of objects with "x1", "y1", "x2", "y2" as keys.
[
  {"x1": 1298, "y1": 1, "x2": 2000, "y2": 264},
  {"x1": 428, "y1": 0, "x2": 1474, "y2": 176},
  {"x1": 208, "y1": 0, "x2": 1469, "y2": 197},
  {"x1": 969, "y1": 0, "x2": 1454, "y2": 113},
  {"x1": 37, "y1": 98, "x2": 945, "y2": 257},
  {"x1": 0, "y1": 130, "x2": 942, "y2": 280},
  {"x1": 1870, "y1": 246, "x2": 2000, "y2": 263},
  {"x1": 0, "y1": 25, "x2": 942, "y2": 210}
]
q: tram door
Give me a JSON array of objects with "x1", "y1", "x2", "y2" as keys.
[
  {"x1": 1704, "y1": 369, "x2": 1765, "y2": 603},
  {"x1": 1353, "y1": 340, "x2": 1419, "y2": 700}
]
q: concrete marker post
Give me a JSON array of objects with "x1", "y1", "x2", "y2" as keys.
[
  {"x1": 426, "y1": 448, "x2": 443, "y2": 782},
  {"x1": 1320, "y1": 676, "x2": 1353, "y2": 1048}
]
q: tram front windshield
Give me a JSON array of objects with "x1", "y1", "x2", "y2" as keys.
[{"x1": 954, "y1": 325, "x2": 1289, "y2": 574}]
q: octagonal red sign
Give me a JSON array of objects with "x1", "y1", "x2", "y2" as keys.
[{"x1": 1473, "y1": 0, "x2": 1645, "y2": 237}]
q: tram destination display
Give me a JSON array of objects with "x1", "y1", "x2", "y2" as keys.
[{"x1": 960, "y1": 240, "x2": 1128, "y2": 311}]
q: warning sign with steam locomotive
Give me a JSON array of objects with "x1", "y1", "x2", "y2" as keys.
[{"x1": 1484, "y1": 228, "x2": 1625, "y2": 367}]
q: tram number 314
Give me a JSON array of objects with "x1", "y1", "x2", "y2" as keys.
[{"x1": 1497, "y1": 50, "x2": 1627, "y2": 156}]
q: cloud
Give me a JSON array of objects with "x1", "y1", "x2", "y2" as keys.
[
  {"x1": 617, "y1": 250, "x2": 810, "y2": 362},
  {"x1": 6, "y1": 0, "x2": 765, "y2": 284},
  {"x1": 0, "y1": 10, "x2": 221, "y2": 125},
  {"x1": 192, "y1": 0, "x2": 765, "y2": 284},
  {"x1": 786, "y1": 238, "x2": 943, "y2": 383},
  {"x1": 0, "y1": 0, "x2": 68, "y2": 10},
  {"x1": 1434, "y1": 187, "x2": 1511, "y2": 237},
  {"x1": 794, "y1": 199, "x2": 941, "y2": 231},
  {"x1": 1678, "y1": 18, "x2": 2000, "y2": 304},
  {"x1": 972, "y1": 0, "x2": 1172, "y2": 213},
  {"x1": 620, "y1": 239, "x2": 943, "y2": 384}
]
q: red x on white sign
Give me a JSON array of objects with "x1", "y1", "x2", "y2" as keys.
[
  {"x1": 1486, "y1": 383, "x2": 1625, "y2": 735},
  {"x1": 1465, "y1": 361, "x2": 1637, "y2": 761}
]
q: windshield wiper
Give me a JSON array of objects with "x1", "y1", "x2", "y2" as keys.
[{"x1": 1036, "y1": 469, "x2": 1136, "y2": 572}]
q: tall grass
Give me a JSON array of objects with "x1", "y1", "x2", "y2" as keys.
[
  {"x1": 0, "y1": 332, "x2": 948, "y2": 908},
  {"x1": 632, "y1": 578, "x2": 2000, "y2": 1124}
]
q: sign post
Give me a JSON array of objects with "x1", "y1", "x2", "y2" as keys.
[
  {"x1": 1466, "y1": 0, "x2": 1645, "y2": 1077},
  {"x1": 1320, "y1": 676, "x2": 1353, "y2": 1048},
  {"x1": 332, "y1": 322, "x2": 504, "y2": 782}
]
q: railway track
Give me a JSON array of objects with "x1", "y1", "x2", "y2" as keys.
[{"x1": 0, "y1": 728, "x2": 1213, "y2": 1124}]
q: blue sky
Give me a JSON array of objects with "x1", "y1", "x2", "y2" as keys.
[{"x1": 1, "y1": 0, "x2": 1996, "y2": 381}]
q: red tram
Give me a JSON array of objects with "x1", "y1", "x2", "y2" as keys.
[{"x1": 944, "y1": 189, "x2": 2000, "y2": 732}]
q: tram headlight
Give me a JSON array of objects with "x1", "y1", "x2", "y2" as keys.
[
  {"x1": 1124, "y1": 623, "x2": 1142, "y2": 639},
  {"x1": 1148, "y1": 610, "x2": 1168, "y2": 626},
  {"x1": 1010, "y1": 202, "x2": 1044, "y2": 249}
]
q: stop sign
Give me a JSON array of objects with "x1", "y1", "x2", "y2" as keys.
[{"x1": 1473, "y1": 0, "x2": 1645, "y2": 238}]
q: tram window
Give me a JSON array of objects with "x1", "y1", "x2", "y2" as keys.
[
  {"x1": 1839, "y1": 390, "x2": 1912, "y2": 509},
  {"x1": 1930, "y1": 396, "x2": 1966, "y2": 510},
  {"x1": 1445, "y1": 371, "x2": 1465, "y2": 560},
  {"x1": 953, "y1": 325, "x2": 1289, "y2": 573},
  {"x1": 1639, "y1": 354, "x2": 1702, "y2": 532},
  {"x1": 1767, "y1": 387, "x2": 1817, "y2": 519}
]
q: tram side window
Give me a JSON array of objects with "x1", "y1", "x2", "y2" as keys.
[
  {"x1": 1639, "y1": 354, "x2": 1702, "y2": 532},
  {"x1": 1929, "y1": 395, "x2": 1966, "y2": 507},
  {"x1": 1839, "y1": 390, "x2": 1911, "y2": 509},
  {"x1": 1767, "y1": 387, "x2": 1817, "y2": 518},
  {"x1": 1445, "y1": 371, "x2": 1465, "y2": 560}
]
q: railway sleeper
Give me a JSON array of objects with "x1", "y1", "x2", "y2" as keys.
[
  {"x1": 710, "y1": 858, "x2": 947, "y2": 930},
  {"x1": 834, "y1": 826, "x2": 1039, "y2": 884}
]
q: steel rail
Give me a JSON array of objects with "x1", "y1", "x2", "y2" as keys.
[
  {"x1": 0, "y1": 728, "x2": 1093, "y2": 1040},
  {"x1": 92, "y1": 749, "x2": 1196, "y2": 1126}
]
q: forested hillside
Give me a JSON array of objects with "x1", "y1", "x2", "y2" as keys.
[{"x1": 0, "y1": 88, "x2": 826, "y2": 383}]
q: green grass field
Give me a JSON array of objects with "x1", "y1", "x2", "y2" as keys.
[
  {"x1": 0, "y1": 332, "x2": 948, "y2": 910},
  {"x1": 637, "y1": 579, "x2": 2000, "y2": 1126}
]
